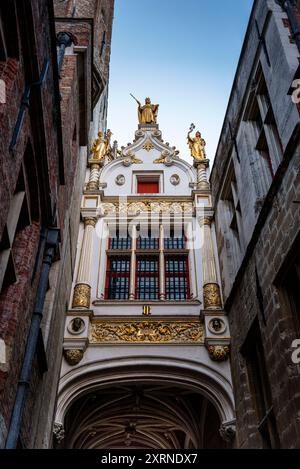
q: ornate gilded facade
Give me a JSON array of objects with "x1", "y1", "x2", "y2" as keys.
[{"x1": 54, "y1": 101, "x2": 235, "y2": 449}]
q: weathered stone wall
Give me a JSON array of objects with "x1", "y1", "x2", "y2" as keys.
[
  {"x1": 211, "y1": 0, "x2": 300, "y2": 448},
  {"x1": 228, "y1": 142, "x2": 300, "y2": 448}
]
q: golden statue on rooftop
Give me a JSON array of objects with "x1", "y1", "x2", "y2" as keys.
[
  {"x1": 90, "y1": 129, "x2": 112, "y2": 161},
  {"x1": 131, "y1": 94, "x2": 159, "y2": 124},
  {"x1": 187, "y1": 124, "x2": 206, "y2": 161}
]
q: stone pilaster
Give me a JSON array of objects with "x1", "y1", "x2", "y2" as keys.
[
  {"x1": 72, "y1": 218, "x2": 97, "y2": 308},
  {"x1": 194, "y1": 159, "x2": 210, "y2": 190},
  {"x1": 200, "y1": 217, "x2": 222, "y2": 309}
]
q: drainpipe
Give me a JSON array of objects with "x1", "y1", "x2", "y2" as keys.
[
  {"x1": 56, "y1": 32, "x2": 73, "y2": 77},
  {"x1": 5, "y1": 228, "x2": 59, "y2": 449},
  {"x1": 9, "y1": 59, "x2": 49, "y2": 151}
]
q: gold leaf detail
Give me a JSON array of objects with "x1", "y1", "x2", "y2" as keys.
[
  {"x1": 90, "y1": 320, "x2": 204, "y2": 344},
  {"x1": 143, "y1": 140, "x2": 154, "y2": 152}
]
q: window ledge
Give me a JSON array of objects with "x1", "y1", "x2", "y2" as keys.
[{"x1": 93, "y1": 299, "x2": 201, "y2": 306}]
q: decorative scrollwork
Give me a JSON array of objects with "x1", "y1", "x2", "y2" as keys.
[
  {"x1": 90, "y1": 320, "x2": 204, "y2": 344},
  {"x1": 122, "y1": 150, "x2": 143, "y2": 165},
  {"x1": 153, "y1": 150, "x2": 171, "y2": 164},
  {"x1": 99, "y1": 201, "x2": 194, "y2": 216}
]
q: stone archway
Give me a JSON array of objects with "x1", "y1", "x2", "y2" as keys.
[
  {"x1": 54, "y1": 358, "x2": 235, "y2": 449},
  {"x1": 62, "y1": 383, "x2": 227, "y2": 449}
]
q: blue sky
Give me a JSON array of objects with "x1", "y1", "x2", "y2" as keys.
[{"x1": 107, "y1": 0, "x2": 253, "y2": 162}]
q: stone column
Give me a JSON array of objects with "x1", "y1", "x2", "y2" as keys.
[
  {"x1": 72, "y1": 218, "x2": 97, "y2": 309},
  {"x1": 129, "y1": 225, "x2": 137, "y2": 300},
  {"x1": 159, "y1": 224, "x2": 165, "y2": 300},
  {"x1": 200, "y1": 217, "x2": 222, "y2": 309},
  {"x1": 194, "y1": 160, "x2": 210, "y2": 190},
  {"x1": 86, "y1": 160, "x2": 104, "y2": 191},
  {"x1": 86, "y1": 164, "x2": 101, "y2": 191}
]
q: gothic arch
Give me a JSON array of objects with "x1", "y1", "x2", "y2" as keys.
[{"x1": 55, "y1": 356, "x2": 235, "y2": 448}]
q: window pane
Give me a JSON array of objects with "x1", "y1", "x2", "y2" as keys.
[
  {"x1": 137, "y1": 232, "x2": 159, "y2": 250},
  {"x1": 137, "y1": 181, "x2": 159, "y2": 194},
  {"x1": 106, "y1": 257, "x2": 130, "y2": 300},
  {"x1": 165, "y1": 256, "x2": 189, "y2": 300},
  {"x1": 164, "y1": 227, "x2": 185, "y2": 249},
  {"x1": 110, "y1": 230, "x2": 132, "y2": 250},
  {"x1": 136, "y1": 257, "x2": 159, "y2": 300}
]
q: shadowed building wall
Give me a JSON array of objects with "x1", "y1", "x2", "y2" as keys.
[
  {"x1": 0, "y1": 0, "x2": 114, "y2": 448},
  {"x1": 210, "y1": 0, "x2": 300, "y2": 449}
]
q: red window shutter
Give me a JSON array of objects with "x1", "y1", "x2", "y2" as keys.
[{"x1": 137, "y1": 181, "x2": 159, "y2": 194}]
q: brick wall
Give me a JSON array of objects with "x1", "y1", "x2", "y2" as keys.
[
  {"x1": 0, "y1": 0, "x2": 114, "y2": 448},
  {"x1": 0, "y1": 0, "x2": 61, "y2": 447}
]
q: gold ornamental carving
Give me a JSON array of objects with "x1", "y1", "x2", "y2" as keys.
[
  {"x1": 153, "y1": 155, "x2": 168, "y2": 164},
  {"x1": 90, "y1": 319, "x2": 204, "y2": 344},
  {"x1": 207, "y1": 345, "x2": 230, "y2": 361},
  {"x1": 86, "y1": 181, "x2": 99, "y2": 191},
  {"x1": 143, "y1": 140, "x2": 154, "y2": 152},
  {"x1": 153, "y1": 150, "x2": 172, "y2": 165},
  {"x1": 203, "y1": 283, "x2": 222, "y2": 309},
  {"x1": 64, "y1": 349, "x2": 84, "y2": 366},
  {"x1": 72, "y1": 283, "x2": 91, "y2": 309},
  {"x1": 84, "y1": 218, "x2": 97, "y2": 228},
  {"x1": 200, "y1": 217, "x2": 212, "y2": 227},
  {"x1": 123, "y1": 150, "x2": 143, "y2": 165},
  {"x1": 143, "y1": 305, "x2": 151, "y2": 316},
  {"x1": 100, "y1": 201, "x2": 193, "y2": 216}
]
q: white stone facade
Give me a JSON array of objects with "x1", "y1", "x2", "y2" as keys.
[{"x1": 54, "y1": 121, "x2": 235, "y2": 448}]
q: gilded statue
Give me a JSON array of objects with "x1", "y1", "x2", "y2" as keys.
[
  {"x1": 130, "y1": 94, "x2": 159, "y2": 124},
  {"x1": 187, "y1": 123, "x2": 206, "y2": 161},
  {"x1": 90, "y1": 129, "x2": 112, "y2": 161}
]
